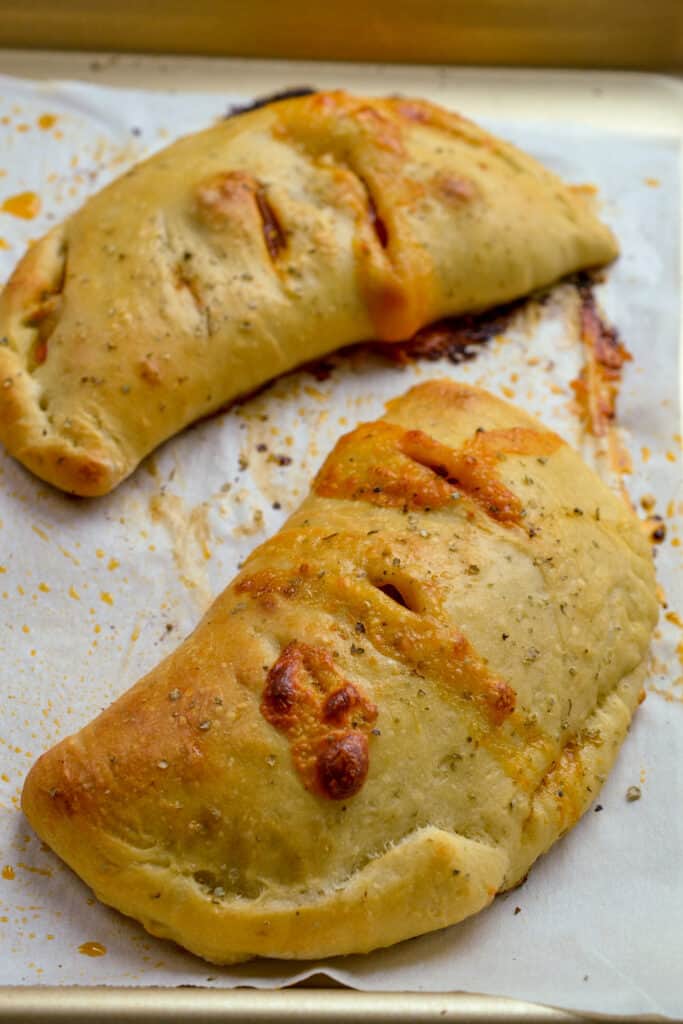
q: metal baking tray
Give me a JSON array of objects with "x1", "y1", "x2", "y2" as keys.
[
  {"x1": 0, "y1": 46, "x2": 681, "y2": 1024},
  {"x1": 0, "y1": 0, "x2": 681, "y2": 69},
  {"x1": 0, "y1": 986, "x2": 593, "y2": 1023}
]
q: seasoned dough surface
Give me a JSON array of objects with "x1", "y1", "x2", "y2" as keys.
[
  {"x1": 0, "y1": 91, "x2": 617, "y2": 495},
  {"x1": 22, "y1": 381, "x2": 657, "y2": 964}
]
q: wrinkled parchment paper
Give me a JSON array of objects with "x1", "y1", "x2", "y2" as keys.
[{"x1": 0, "y1": 75, "x2": 681, "y2": 1016}]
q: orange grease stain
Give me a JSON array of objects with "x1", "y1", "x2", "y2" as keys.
[
  {"x1": 650, "y1": 685, "x2": 683, "y2": 705},
  {"x1": 2, "y1": 865, "x2": 15, "y2": 880},
  {"x1": 1, "y1": 191, "x2": 41, "y2": 220},
  {"x1": 18, "y1": 861, "x2": 52, "y2": 877},
  {"x1": 0, "y1": 237, "x2": 9, "y2": 250},
  {"x1": 37, "y1": 114, "x2": 57, "y2": 130},
  {"x1": 78, "y1": 941, "x2": 107, "y2": 958}
]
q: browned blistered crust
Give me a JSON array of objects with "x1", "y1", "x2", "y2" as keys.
[
  {"x1": 0, "y1": 91, "x2": 617, "y2": 495},
  {"x1": 22, "y1": 380, "x2": 657, "y2": 964}
]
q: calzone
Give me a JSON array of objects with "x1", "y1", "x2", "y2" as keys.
[
  {"x1": 22, "y1": 380, "x2": 657, "y2": 964},
  {"x1": 0, "y1": 91, "x2": 617, "y2": 495}
]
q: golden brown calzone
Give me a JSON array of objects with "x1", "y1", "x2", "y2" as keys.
[
  {"x1": 22, "y1": 381, "x2": 657, "y2": 964},
  {"x1": 0, "y1": 91, "x2": 617, "y2": 495}
]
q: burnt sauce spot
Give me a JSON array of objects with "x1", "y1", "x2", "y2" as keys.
[
  {"x1": 576, "y1": 273, "x2": 630, "y2": 371},
  {"x1": 224, "y1": 87, "x2": 317, "y2": 119},
  {"x1": 384, "y1": 299, "x2": 523, "y2": 364},
  {"x1": 570, "y1": 269, "x2": 631, "y2": 442},
  {"x1": 646, "y1": 515, "x2": 666, "y2": 544},
  {"x1": 316, "y1": 732, "x2": 369, "y2": 800}
]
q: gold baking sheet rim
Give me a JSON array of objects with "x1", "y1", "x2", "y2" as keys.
[
  {"x1": 0, "y1": 0, "x2": 681, "y2": 71},
  {"x1": 0, "y1": 986, "x2": 610, "y2": 1022},
  {"x1": 0, "y1": 50, "x2": 681, "y2": 1024}
]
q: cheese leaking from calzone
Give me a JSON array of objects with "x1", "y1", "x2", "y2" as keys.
[
  {"x1": 0, "y1": 91, "x2": 617, "y2": 495},
  {"x1": 22, "y1": 381, "x2": 657, "y2": 964}
]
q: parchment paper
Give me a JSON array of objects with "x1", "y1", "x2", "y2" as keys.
[{"x1": 0, "y1": 75, "x2": 681, "y2": 1016}]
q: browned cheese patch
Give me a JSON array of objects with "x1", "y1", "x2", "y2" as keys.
[
  {"x1": 260, "y1": 641, "x2": 377, "y2": 800},
  {"x1": 314, "y1": 420, "x2": 561, "y2": 525}
]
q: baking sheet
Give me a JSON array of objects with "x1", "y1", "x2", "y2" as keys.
[{"x1": 0, "y1": 74, "x2": 681, "y2": 1017}]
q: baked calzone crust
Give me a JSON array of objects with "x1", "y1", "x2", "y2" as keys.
[
  {"x1": 0, "y1": 91, "x2": 617, "y2": 495},
  {"x1": 22, "y1": 380, "x2": 657, "y2": 963}
]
